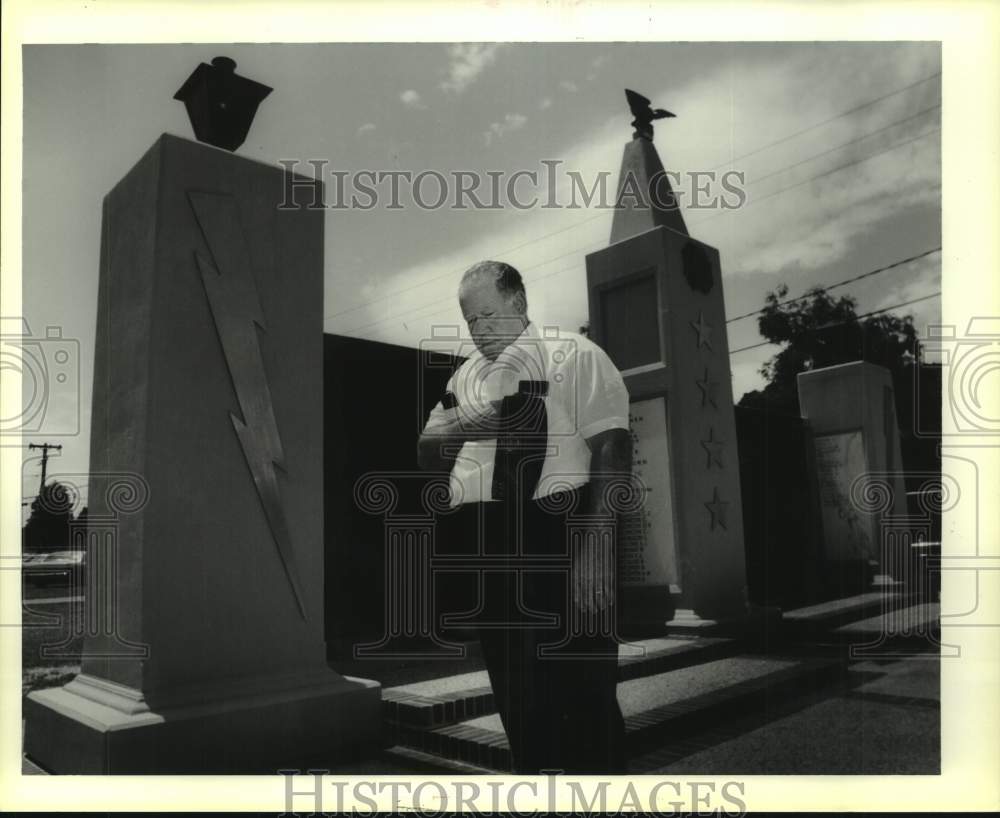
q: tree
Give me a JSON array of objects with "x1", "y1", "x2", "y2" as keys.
[
  {"x1": 22, "y1": 481, "x2": 74, "y2": 554},
  {"x1": 738, "y1": 284, "x2": 942, "y2": 490},
  {"x1": 738, "y1": 285, "x2": 921, "y2": 417}
]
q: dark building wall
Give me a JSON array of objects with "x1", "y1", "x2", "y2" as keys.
[
  {"x1": 897, "y1": 363, "x2": 943, "y2": 520},
  {"x1": 323, "y1": 333, "x2": 465, "y2": 656},
  {"x1": 735, "y1": 364, "x2": 943, "y2": 606},
  {"x1": 323, "y1": 337, "x2": 942, "y2": 646},
  {"x1": 734, "y1": 406, "x2": 825, "y2": 607}
]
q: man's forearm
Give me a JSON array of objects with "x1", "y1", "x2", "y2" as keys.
[
  {"x1": 417, "y1": 427, "x2": 463, "y2": 473},
  {"x1": 417, "y1": 407, "x2": 502, "y2": 473},
  {"x1": 570, "y1": 427, "x2": 632, "y2": 614},
  {"x1": 583, "y1": 428, "x2": 633, "y2": 517}
]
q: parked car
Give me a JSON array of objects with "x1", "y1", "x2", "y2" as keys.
[{"x1": 22, "y1": 550, "x2": 85, "y2": 588}]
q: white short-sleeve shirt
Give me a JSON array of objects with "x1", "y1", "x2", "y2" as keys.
[{"x1": 422, "y1": 321, "x2": 630, "y2": 507}]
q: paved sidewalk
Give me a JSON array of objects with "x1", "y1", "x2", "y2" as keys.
[{"x1": 632, "y1": 653, "x2": 939, "y2": 774}]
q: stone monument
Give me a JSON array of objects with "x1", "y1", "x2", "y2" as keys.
[
  {"x1": 797, "y1": 360, "x2": 909, "y2": 588},
  {"x1": 585, "y1": 90, "x2": 749, "y2": 628},
  {"x1": 23, "y1": 59, "x2": 381, "y2": 773}
]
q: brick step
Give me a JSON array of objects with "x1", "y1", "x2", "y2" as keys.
[
  {"x1": 380, "y1": 743, "x2": 496, "y2": 775},
  {"x1": 830, "y1": 601, "x2": 943, "y2": 654},
  {"x1": 381, "y1": 634, "x2": 737, "y2": 729},
  {"x1": 388, "y1": 653, "x2": 843, "y2": 772},
  {"x1": 782, "y1": 590, "x2": 913, "y2": 631}
]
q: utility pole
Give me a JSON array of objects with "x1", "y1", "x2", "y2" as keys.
[{"x1": 27, "y1": 442, "x2": 62, "y2": 496}]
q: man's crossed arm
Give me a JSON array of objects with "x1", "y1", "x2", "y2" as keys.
[
  {"x1": 416, "y1": 400, "x2": 503, "y2": 473},
  {"x1": 419, "y1": 412, "x2": 631, "y2": 618},
  {"x1": 576, "y1": 427, "x2": 632, "y2": 616}
]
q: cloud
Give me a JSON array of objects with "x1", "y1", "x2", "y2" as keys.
[
  {"x1": 867, "y1": 251, "x2": 942, "y2": 333},
  {"x1": 441, "y1": 43, "x2": 501, "y2": 94},
  {"x1": 356, "y1": 122, "x2": 377, "y2": 137},
  {"x1": 586, "y1": 53, "x2": 609, "y2": 81},
  {"x1": 484, "y1": 112, "x2": 528, "y2": 146},
  {"x1": 330, "y1": 44, "x2": 941, "y2": 406},
  {"x1": 539, "y1": 97, "x2": 553, "y2": 111},
  {"x1": 399, "y1": 89, "x2": 425, "y2": 109},
  {"x1": 692, "y1": 101, "x2": 940, "y2": 278},
  {"x1": 559, "y1": 80, "x2": 578, "y2": 93}
]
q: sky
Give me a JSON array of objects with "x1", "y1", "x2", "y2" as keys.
[{"x1": 18, "y1": 42, "x2": 941, "y2": 512}]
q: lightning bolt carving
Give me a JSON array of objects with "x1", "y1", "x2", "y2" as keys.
[{"x1": 188, "y1": 191, "x2": 308, "y2": 620}]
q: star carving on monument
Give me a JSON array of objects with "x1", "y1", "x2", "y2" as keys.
[
  {"x1": 704, "y1": 487, "x2": 729, "y2": 531},
  {"x1": 689, "y1": 310, "x2": 714, "y2": 350},
  {"x1": 700, "y1": 427, "x2": 725, "y2": 469},
  {"x1": 695, "y1": 367, "x2": 720, "y2": 409}
]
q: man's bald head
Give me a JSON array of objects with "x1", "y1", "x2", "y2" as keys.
[
  {"x1": 458, "y1": 261, "x2": 529, "y2": 360},
  {"x1": 458, "y1": 260, "x2": 527, "y2": 310}
]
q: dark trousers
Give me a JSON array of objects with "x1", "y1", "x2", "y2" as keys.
[{"x1": 467, "y1": 487, "x2": 627, "y2": 774}]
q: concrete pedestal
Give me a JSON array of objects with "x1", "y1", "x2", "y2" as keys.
[
  {"x1": 23, "y1": 134, "x2": 381, "y2": 773},
  {"x1": 25, "y1": 672, "x2": 381, "y2": 774},
  {"x1": 798, "y1": 361, "x2": 910, "y2": 588}
]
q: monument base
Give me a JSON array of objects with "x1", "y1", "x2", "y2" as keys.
[
  {"x1": 24, "y1": 671, "x2": 382, "y2": 774},
  {"x1": 619, "y1": 584, "x2": 677, "y2": 636},
  {"x1": 823, "y1": 558, "x2": 880, "y2": 599},
  {"x1": 665, "y1": 607, "x2": 720, "y2": 631},
  {"x1": 872, "y1": 573, "x2": 905, "y2": 588},
  {"x1": 666, "y1": 603, "x2": 782, "y2": 639}
]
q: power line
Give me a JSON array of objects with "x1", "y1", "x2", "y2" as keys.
[
  {"x1": 707, "y1": 70, "x2": 940, "y2": 171},
  {"x1": 852, "y1": 291, "x2": 941, "y2": 320},
  {"x1": 344, "y1": 126, "x2": 941, "y2": 339},
  {"x1": 338, "y1": 123, "x2": 940, "y2": 337},
  {"x1": 324, "y1": 211, "x2": 609, "y2": 322},
  {"x1": 746, "y1": 104, "x2": 940, "y2": 187},
  {"x1": 339, "y1": 238, "x2": 608, "y2": 335},
  {"x1": 352, "y1": 255, "x2": 593, "y2": 339},
  {"x1": 689, "y1": 126, "x2": 939, "y2": 230},
  {"x1": 26, "y1": 443, "x2": 62, "y2": 498},
  {"x1": 728, "y1": 291, "x2": 942, "y2": 355},
  {"x1": 326, "y1": 72, "x2": 941, "y2": 325},
  {"x1": 346, "y1": 105, "x2": 943, "y2": 336},
  {"x1": 725, "y1": 247, "x2": 942, "y2": 324},
  {"x1": 756, "y1": 127, "x2": 939, "y2": 203}
]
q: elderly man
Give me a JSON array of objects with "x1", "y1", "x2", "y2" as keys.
[{"x1": 417, "y1": 260, "x2": 631, "y2": 774}]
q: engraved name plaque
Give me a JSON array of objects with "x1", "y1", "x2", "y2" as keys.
[
  {"x1": 814, "y1": 430, "x2": 875, "y2": 561},
  {"x1": 621, "y1": 396, "x2": 679, "y2": 588}
]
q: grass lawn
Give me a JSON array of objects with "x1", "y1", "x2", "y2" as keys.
[{"x1": 21, "y1": 595, "x2": 82, "y2": 697}]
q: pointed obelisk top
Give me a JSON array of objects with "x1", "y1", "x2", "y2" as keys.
[{"x1": 610, "y1": 89, "x2": 688, "y2": 243}]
